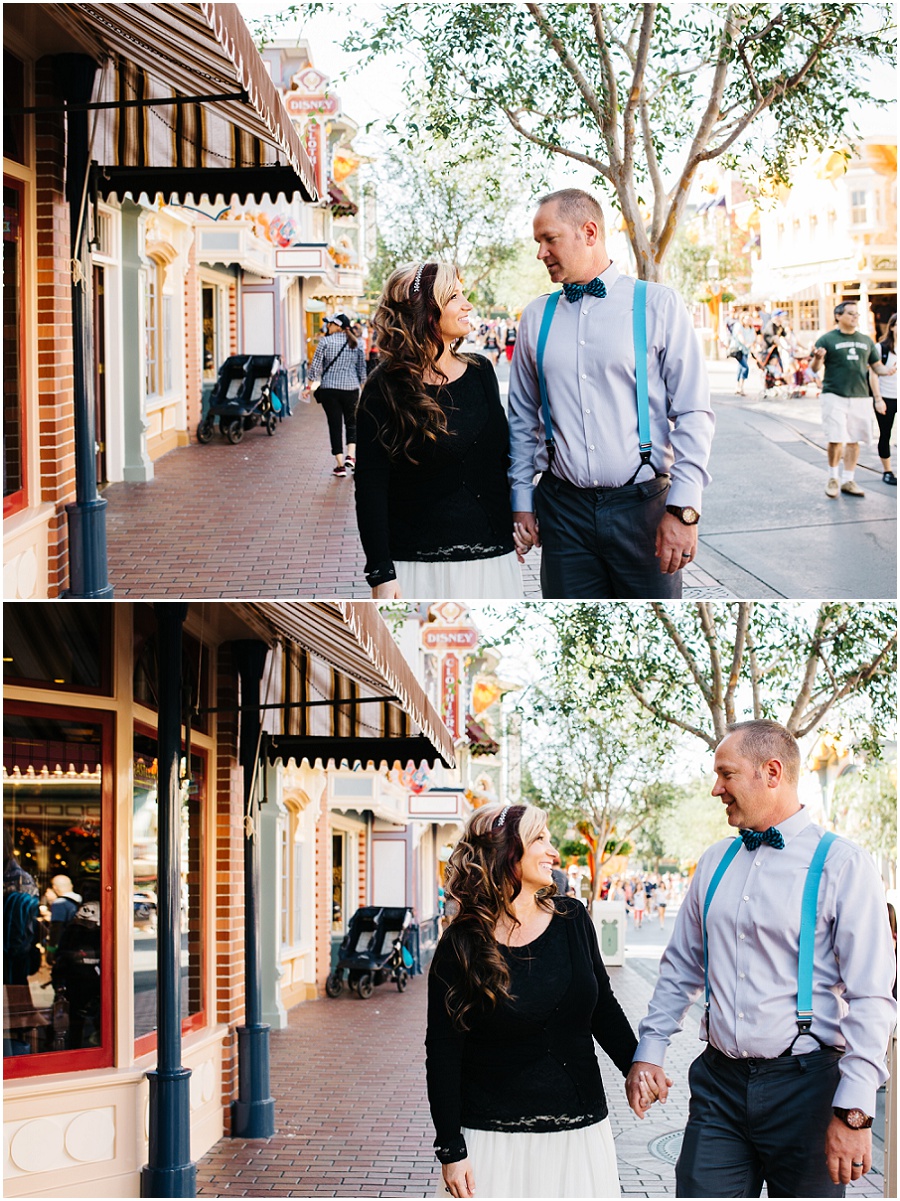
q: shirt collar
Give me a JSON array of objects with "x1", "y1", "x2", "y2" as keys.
[
  {"x1": 579, "y1": 260, "x2": 621, "y2": 309},
  {"x1": 779, "y1": 805, "x2": 811, "y2": 845}
]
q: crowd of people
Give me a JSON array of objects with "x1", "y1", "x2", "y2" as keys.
[
  {"x1": 426, "y1": 719, "x2": 896, "y2": 1200},
  {"x1": 299, "y1": 187, "x2": 894, "y2": 601}
]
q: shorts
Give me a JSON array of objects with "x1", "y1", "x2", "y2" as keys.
[{"x1": 820, "y1": 392, "x2": 874, "y2": 445}]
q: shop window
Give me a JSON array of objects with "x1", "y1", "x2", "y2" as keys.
[
  {"x1": 3, "y1": 177, "x2": 26, "y2": 517},
  {"x1": 280, "y1": 825, "x2": 290, "y2": 947},
  {"x1": 850, "y1": 190, "x2": 869, "y2": 225},
  {"x1": 332, "y1": 832, "x2": 344, "y2": 934},
  {"x1": 132, "y1": 729, "x2": 205, "y2": 1053},
  {"x1": 3, "y1": 602, "x2": 110, "y2": 692},
  {"x1": 202, "y1": 285, "x2": 221, "y2": 382},
  {"x1": 145, "y1": 263, "x2": 160, "y2": 396},
  {"x1": 133, "y1": 604, "x2": 210, "y2": 733},
  {"x1": 3, "y1": 706, "x2": 113, "y2": 1077},
  {"x1": 3, "y1": 50, "x2": 26, "y2": 167}
]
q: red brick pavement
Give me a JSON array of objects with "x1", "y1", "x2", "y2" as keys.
[{"x1": 102, "y1": 394, "x2": 542, "y2": 600}]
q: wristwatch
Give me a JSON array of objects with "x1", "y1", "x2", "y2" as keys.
[
  {"x1": 833, "y1": 1108, "x2": 874, "y2": 1129},
  {"x1": 666, "y1": 504, "x2": 700, "y2": 526}
]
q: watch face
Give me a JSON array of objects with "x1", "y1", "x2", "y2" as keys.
[
  {"x1": 847, "y1": 1110, "x2": 870, "y2": 1128},
  {"x1": 683, "y1": 507, "x2": 700, "y2": 524}
]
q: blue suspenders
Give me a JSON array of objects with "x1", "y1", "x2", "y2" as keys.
[
  {"x1": 535, "y1": 279, "x2": 653, "y2": 479},
  {"x1": 702, "y1": 831, "x2": 838, "y2": 1047}
]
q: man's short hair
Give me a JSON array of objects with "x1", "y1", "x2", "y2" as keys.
[
  {"x1": 724, "y1": 720, "x2": 801, "y2": 785},
  {"x1": 834, "y1": 301, "x2": 857, "y2": 318},
  {"x1": 536, "y1": 188, "x2": 605, "y2": 238}
]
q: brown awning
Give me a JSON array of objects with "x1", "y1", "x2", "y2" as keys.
[
  {"x1": 328, "y1": 181, "x2": 358, "y2": 217},
  {"x1": 232, "y1": 602, "x2": 456, "y2": 769},
  {"x1": 50, "y1": 2, "x2": 317, "y2": 203}
]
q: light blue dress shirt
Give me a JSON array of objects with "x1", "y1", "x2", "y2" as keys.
[
  {"x1": 635, "y1": 806, "x2": 896, "y2": 1113},
  {"x1": 508, "y1": 261, "x2": 715, "y2": 513}
]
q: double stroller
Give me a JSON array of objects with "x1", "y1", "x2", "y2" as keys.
[
  {"x1": 197, "y1": 354, "x2": 283, "y2": 445},
  {"x1": 326, "y1": 906, "x2": 416, "y2": 1000}
]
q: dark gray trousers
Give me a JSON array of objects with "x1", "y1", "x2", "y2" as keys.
[
  {"x1": 534, "y1": 470, "x2": 682, "y2": 599},
  {"x1": 676, "y1": 1045, "x2": 845, "y2": 1198}
]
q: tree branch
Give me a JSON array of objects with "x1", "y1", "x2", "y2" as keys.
[
  {"x1": 629, "y1": 682, "x2": 716, "y2": 750},
  {"x1": 503, "y1": 107, "x2": 611, "y2": 177},
  {"x1": 589, "y1": 3, "x2": 621, "y2": 164},
  {"x1": 526, "y1": 3, "x2": 609, "y2": 141},
  {"x1": 698, "y1": 601, "x2": 724, "y2": 721},
  {"x1": 651, "y1": 602, "x2": 714, "y2": 705},
  {"x1": 724, "y1": 602, "x2": 752, "y2": 727},
  {"x1": 622, "y1": 4, "x2": 656, "y2": 179}
]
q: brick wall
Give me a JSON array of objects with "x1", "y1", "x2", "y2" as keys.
[
  {"x1": 213, "y1": 641, "x2": 243, "y2": 1134},
  {"x1": 34, "y1": 59, "x2": 77, "y2": 595}
]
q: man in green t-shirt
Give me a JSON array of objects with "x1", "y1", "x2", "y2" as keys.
[{"x1": 811, "y1": 302, "x2": 895, "y2": 498}]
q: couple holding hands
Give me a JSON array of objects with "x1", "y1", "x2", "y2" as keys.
[
  {"x1": 352, "y1": 188, "x2": 714, "y2": 601},
  {"x1": 427, "y1": 720, "x2": 895, "y2": 1199}
]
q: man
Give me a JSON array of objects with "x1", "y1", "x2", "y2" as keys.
[
  {"x1": 811, "y1": 301, "x2": 895, "y2": 498},
  {"x1": 508, "y1": 189, "x2": 714, "y2": 598},
  {"x1": 625, "y1": 720, "x2": 895, "y2": 1198}
]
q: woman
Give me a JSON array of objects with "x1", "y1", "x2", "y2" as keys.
[
  {"x1": 354, "y1": 262, "x2": 523, "y2": 599},
  {"x1": 876, "y1": 313, "x2": 896, "y2": 485},
  {"x1": 729, "y1": 312, "x2": 757, "y2": 396},
  {"x1": 504, "y1": 324, "x2": 517, "y2": 362},
  {"x1": 426, "y1": 802, "x2": 641, "y2": 1199},
  {"x1": 306, "y1": 312, "x2": 367, "y2": 477}
]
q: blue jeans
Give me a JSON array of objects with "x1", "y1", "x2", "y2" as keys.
[
  {"x1": 736, "y1": 352, "x2": 750, "y2": 381},
  {"x1": 534, "y1": 471, "x2": 682, "y2": 599}
]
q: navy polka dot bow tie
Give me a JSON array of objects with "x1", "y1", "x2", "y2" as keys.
[
  {"x1": 562, "y1": 277, "x2": 608, "y2": 303},
  {"x1": 740, "y1": 826, "x2": 785, "y2": 851}
]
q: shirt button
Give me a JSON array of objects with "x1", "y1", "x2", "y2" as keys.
[
  {"x1": 739, "y1": 972, "x2": 746, "y2": 979},
  {"x1": 581, "y1": 373, "x2": 587, "y2": 379},
  {"x1": 589, "y1": 444, "x2": 595, "y2": 451},
  {"x1": 592, "y1": 480, "x2": 599, "y2": 485},
  {"x1": 742, "y1": 1051, "x2": 749, "y2": 1058},
  {"x1": 739, "y1": 934, "x2": 745, "y2": 940},
  {"x1": 738, "y1": 1012, "x2": 744, "y2": 1019},
  {"x1": 580, "y1": 340, "x2": 586, "y2": 345},
  {"x1": 743, "y1": 895, "x2": 750, "y2": 902},
  {"x1": 755, "y1": 860, "x2": 762, "y2": 867},
  {"x1": 584, "y1": 408, "x2": 590, "y2": 414}
]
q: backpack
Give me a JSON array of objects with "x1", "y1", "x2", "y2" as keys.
[{"x1": 4, "y1": 890, "x2": 41, "y2": 979}]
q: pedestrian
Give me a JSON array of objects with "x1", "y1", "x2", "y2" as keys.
[
  {"x1": 427, "y1": 801, "x2": 642, "y2": 1199},
  {"x1": 484, "y1": 327, "x2": 501, "y2": 366},
  {"x1": 508, "y1": 189, "x2": 714, "y2": 599},
  {"x1": 626, "y1": 719, "x2": 896, "y2": 1198},
  {"x1": 810, "y1": 301, "x2": 896, "y2": 498},
  {"x1": 656, "y1": 880, "x2": 669, "y2": 928},
  {"x1": 354, "y1": 261, "x2": 523, "y2": 600},
  {"x1": 46, "y1": 874, "x2": 82, "y2": 964},
  {"x1": 728, "y1": 313, "x2": 757, "y2": 396},
  {"x1": 504, "y1": 323, "x2": 518, "y2": 362},
  {"x1": 632, "y1": 878, "x2": 646, "y2": 928},
  {"x1": 305, "y1": 313, "x2": 367, "y2": 478},
  {"x1": 875, "y1": 312, "x2": 897, "y2": 485}
]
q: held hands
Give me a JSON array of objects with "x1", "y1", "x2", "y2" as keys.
[
  {"x1": 625, "y1": 1061, "x2": 673, "y2": 1119},
  {"x1": 442, "y1": 1157, "x2": 476, "y2": 1198},
  {"x1": 655, "y1": 513, "x2": 698, "y2": 574},
  {"x1": 512, "y1": 511, "x2": 541, "y2": 563}
]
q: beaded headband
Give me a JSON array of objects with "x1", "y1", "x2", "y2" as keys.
[
  {"x1": 494, "y1": 803, "x2": 512, "y2": 828},
  {"x1": 412, "y1": 263, "x2": 425, "y2": 294}
]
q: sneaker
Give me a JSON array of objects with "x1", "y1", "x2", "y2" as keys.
[
  {"x1": 825, "y1": 477, "x2": 839, "y2": 498},
  {"x1": 332, "y1": 464, "x2": 347, "y2": 478},
  {"x1": 840, "y1": 480, "x2": 865, "y2": 497},
  {"x1": 883, "y1": 471, "x2": 897, "y2": 486},
  {"x1": 345, "y1": 456, "x2": 355, "y2": 473}
]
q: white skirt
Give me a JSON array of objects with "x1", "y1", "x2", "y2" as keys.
[
  {"x1": 395, "y1": 551, "x2": 523, "y2": 600},
  {"x1": 435, "y1": 1118, "x2": 621, "y2": 1199}
]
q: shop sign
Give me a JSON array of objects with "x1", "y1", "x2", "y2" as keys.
[{"x1": 441, "y1": 652, "x2": 461, "y2": 740}]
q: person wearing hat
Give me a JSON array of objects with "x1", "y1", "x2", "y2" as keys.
[{"x1": 306, "y1": 312, "x2": 368, "y2": 477}]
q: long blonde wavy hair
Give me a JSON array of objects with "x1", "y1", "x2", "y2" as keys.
[
  {"x1": 438, "y1": 801, "x2": 557, "y2": 1031},
  {"x1": 364, "y1": 260, "x2": 473, "y2": 463}
]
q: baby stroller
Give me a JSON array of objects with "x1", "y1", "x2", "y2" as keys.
[
  {"x1": 197, "y1": 354, "x2": 283, "y2": 445},
  {"x1": 756, "y1": 343, "x2": 790, "y2": 398},
  {"x1": 325, "y1": 906, "x2": 416, "y2": 999}
]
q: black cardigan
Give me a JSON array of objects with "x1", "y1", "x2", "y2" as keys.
[
  {"x1": 425, "y1": 897, "x2": 638, "y2": 1163},
  {"x1": 354, "y1": 357, "x2": 516, "y2": 586}
]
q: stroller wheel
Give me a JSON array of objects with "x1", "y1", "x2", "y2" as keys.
[
  {"x1": 356, "y1": 972, "x2": 375, "y2": 999},
  {"x1": 225, "y1": 419, "x2": 244, "y2": 445},
  {"x1": 325, "y1": 971, "x2": 343, "y2": 998},
  {"x1": 396, "y1": 968, "x2": 409, "y2": 993},
  {"x1": 197, "y1": 416, "x2": 214, "y2": 444},
  {"x1": 266, "y1": 412, "x2": 277, "y2": 435}
]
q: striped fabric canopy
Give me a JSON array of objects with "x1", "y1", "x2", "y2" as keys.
[{"x1": 54, "y1": 2, "x2": 317, "y2": 202}]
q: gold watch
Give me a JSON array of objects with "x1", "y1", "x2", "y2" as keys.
[{"x1": 666, "y1": 505, "x2": 700, "y2": 526}]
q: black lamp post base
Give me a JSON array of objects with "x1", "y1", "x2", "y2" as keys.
[
  {"x1": 141, "y1": 1067, "x2": 196, "y2": 1197},
  {"x1": 231, "y1": 1023, "x2": 275, "y2": 1138},
  {"x1": 140, "y1": 1164, "x2": 198, "y2": 1198},
  {"x1": 63, "y1": 498, "x2": 114, "y2": 598}
]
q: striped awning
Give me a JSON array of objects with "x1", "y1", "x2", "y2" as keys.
[
  {"x1": 51, "y1": 2, "x2": 317, "y2": 202},
  {"x1": 231, "y1": 602, "x2": 456, "y2": 769}
]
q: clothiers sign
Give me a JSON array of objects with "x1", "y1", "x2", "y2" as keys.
[{"x1": 421, "y1": 607, "x2": 479, "y2": 740}]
